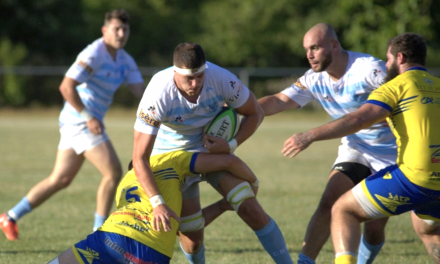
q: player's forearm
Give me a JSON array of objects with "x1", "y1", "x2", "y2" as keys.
[
  {"x1": 132, "y1": 158, "x2": 161, "y2": 198},
  {"x1": 235, "y1": 109, "x2": 263, "y2": 146},
  {"x1": 309, "y1": 114, "x2": 365, "y2": 142},
  {"x1": 59, "y1": 77, "x2": 85, "y2": 112}
]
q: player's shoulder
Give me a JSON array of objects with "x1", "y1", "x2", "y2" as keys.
[
  {"x1": 78, "y1": 38, "x2": 106, "y2": 58},
  {"x1": 205, "y1": 61, "x2": 236, "y2": 79},
  {"x1": 349, "y1": 51, "x2": 386, "y2": 69}
]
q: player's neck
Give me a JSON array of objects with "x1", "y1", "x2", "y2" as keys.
[
  {"x1": 104, "y1": 44, "x2": 118, "y2": 61},
  {"x1": 326, "y1": 50, "x2": 348, "y2": 81}
]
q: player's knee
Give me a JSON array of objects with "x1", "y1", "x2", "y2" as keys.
[
  {"x1": 49, "y1": 174, "x2": 75, "y2": 189},
  {"x1": 179, "y1": 211, "x2": 205, "y2": 233},
  {"x1": 226, "y1": 182, "x2": 255, "y2": 212}
]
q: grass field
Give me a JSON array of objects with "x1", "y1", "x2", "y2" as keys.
[{"x1": 0, "y1": 108, "x2": 431, "y2": 264}]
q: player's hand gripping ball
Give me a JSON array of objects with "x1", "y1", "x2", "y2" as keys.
[{"x1": 204, "y1": 107, "x2": 239, "y2": 141}]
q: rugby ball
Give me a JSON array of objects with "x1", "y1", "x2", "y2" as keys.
[{"x1": 204, "y1": 107, "x2": 239, "y2": 141}]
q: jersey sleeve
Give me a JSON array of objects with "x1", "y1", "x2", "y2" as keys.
[
  {"x1": 363, "y1": 60, "x2": 387, "y2": 92},
  {"x1": 281, "y1": 75, "x2": 315, "y2": 107},
  {"x1": 133, "y1": 76, "x2": 165, "y2": 135},
  {"x1": 216, "y1": 69, "x2": 250, "y2": 109},
  {"x1": 124, "y1": 54, "x2": 144, "y2": 85},
  {"x1": 65, "y1": 44, "x2": 102, "y2": 84},
  {"x1": 366, "y1": 83, "x2": 396, "y2": 112}
]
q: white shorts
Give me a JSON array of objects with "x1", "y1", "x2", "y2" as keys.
[
  {"x1": 58, "y1": 123, "x2": 108, "y2": 155},
  {"x1": 333, "y1": 138, "x2": 396, "y2": 174}
]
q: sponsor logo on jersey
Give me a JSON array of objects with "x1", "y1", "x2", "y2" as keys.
[
  {"x1": 424, "y1": 78, "x2": 434, "y2": 85},
  {"x1": 175, "y1": 115, "x2": 183, "y2": 122},
  {"x1": 375, "y1": 193, "x2": 411, "y2": 212},
  {"x1": 431, "y1": 172, "x2": 440, "y2": 178},
  {"x1": 293, "y1": 79, "x2": 307, "y2": 90},
  {"x1": 323, "y1": 95, "x2": 331, "y2": 102},
  {"x1": 230, "y1": 80, "x2": 236, "y2": 89},
  {"x1": 373, "y1": 69, "x2": 382, "y2": 77},
  {"x1": 228, "y1": 84, "x2": 242, "y2": 102},
  {"x1": 104, "y1": 237, "x2": 153, "y2": 264},
  {"x1": 432, "y1": 149, "x2": 440, "y2": 163},
  {"x1": 148, "y1": 106, "x2": 156, "y2": 115},
  {"x1": 139, "y1": 110, "x2": 160, "y2": 127},
  {"x1": 77, "y1": 60, "x2": 93, "y2": 74},
  {"x1": 421, "y1": 96, "x2": 440, "y2": 105}
]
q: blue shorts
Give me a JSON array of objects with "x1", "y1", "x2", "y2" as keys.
[
  {"x1": 72, "y1": 231, "x2": 170, "y2": 264},
  {"x1": 362, "y1": 164, "x2": 440, "y2": 220}
]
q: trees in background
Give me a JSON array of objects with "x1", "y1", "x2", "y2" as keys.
[{"x1": 1, "y1": 0, "x2": 439, "y2": 106}]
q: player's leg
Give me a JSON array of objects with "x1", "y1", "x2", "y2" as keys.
[
  {"x1": 47, "y1": 248, "x2": 80, "y2": 264},
  {"x1": 411, "y1": 209, "x2": 440, "y2": 262},
  {"x1": 331, "y1": 188, "x2": 372, "y2": 264},
  {"x1": 358, "y1": 217, "x2": 388, "y2": 264},
  {"x1": 1, "y1": 148, "x2": 84, "y2": 240},
  {"x1": 84, "y1": 139, "x2": 122, "y2": 230},
  {"x1": 178, "y1": 178, "x2": 206, "y2": 264},
  {"x1": 299, "y1": 170, "x2": 355, "y2": 263},
  {"x1": 215, "y1": 173, "x2": 293, "y2": 264}
]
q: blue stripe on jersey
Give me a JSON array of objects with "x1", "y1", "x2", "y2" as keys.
[
  {"x1": 190, "y1": 153, "x2": 199, "y2": 174},
  {"x1": 366, "y1": 100, "x2": 392, "y2": 112}
]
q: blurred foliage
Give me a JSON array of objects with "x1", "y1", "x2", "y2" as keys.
[{"x1": 0, "y1": 0, "x2": 439, "y2": 107}]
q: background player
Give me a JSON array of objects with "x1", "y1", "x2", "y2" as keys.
[
  {"x1": 0, "y1": 9, "x2": 145, "y2": 240},
  {"x1": 47, "y1": 150, "x2": 259, "y2": 264},
  {"x1": 281, "y1": 32, "x2": 440, "y2": 264},
  {"x1": 133, "y1": 42, "x2": 292, "y2": 264},
  {"x1": 258, "y1": 23, "x2": 397, "y2": 264}
]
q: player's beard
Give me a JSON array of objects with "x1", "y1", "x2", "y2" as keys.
[
  {"x1": 385, "y1": 60, "x2": 399, "y2": 82},
  {"x1": 311, "y1": 51, "x2": 332, "y2": 72}
]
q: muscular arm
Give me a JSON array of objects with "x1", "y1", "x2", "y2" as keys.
[
  {"x1": 282, "y1": 103, "x2": 391, "y2": 157},
  {"x1": 132, "y1": 129, "x2": 180, "y2": 231},
  {"x1": 234, "y1": 92, "x2": 264, "y2": 146},
  {"x1": 258, "y1": 93, "x2": 300, "y2": 116},
  {"x1": 59, "y1": 76, "x2": 103, "y2": 134},
  {"x1": 59, "y1": 77, "x2": 84, "y2": 112},
  {"x1": 127, "y1": 82, "x2": 146, "y2": 99}
]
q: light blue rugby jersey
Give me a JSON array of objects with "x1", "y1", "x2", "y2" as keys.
[
  {"x1": 134, "y1": 62, "x2": 249, "y2": 155},
  {"x1": 282, "y1": 51, "x2": 397, "y2": 157},
  {"x1": 59, "y1": 38, "x2": 143, "y2": 126}
]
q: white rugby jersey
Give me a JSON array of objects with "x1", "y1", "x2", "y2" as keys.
[
  {"x1": 134, "y1": 62, "x2": 250, "y2": 155},
  {"x1": 282, "y1": 51, "x2": 397, "y2": 157},
  {"x1": 59, "y1": 38, "x2": 143, "y2": 125}
]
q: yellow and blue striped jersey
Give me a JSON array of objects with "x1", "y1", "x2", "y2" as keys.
[
  {"x1": 367, "y1": 68, "x2": 440, "y2": 189},
  {"x1": 98, "y1": 151, "x2": 198, "y2": 258}
]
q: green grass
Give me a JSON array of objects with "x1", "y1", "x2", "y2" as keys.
[{"x1": 0, "y1": 108, "x2": 430, "y2": 264}]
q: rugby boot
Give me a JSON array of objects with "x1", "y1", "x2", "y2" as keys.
[{"x1": 0, "y1": 213, "x2": 19, "y2": 240}]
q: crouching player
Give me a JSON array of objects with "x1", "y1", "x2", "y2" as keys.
[{"x1": 47, "y1": 150, "x2": 258, "y2": 264}]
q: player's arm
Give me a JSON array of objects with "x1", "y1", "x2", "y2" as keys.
[
  {"x1": 258, "y1": 93, "x2": 300, "y2": 116},
  {"x1": 204, "y1": 92, "x2": 264, "y2": 153},
  {"x1": 132, "y1": 130, "x2": 180, "y2": 232},
  {"x1": 127, "y1": 82, "x2": 146, "y2": 99},
  {"x1": 282, "y1": 103, "x2": 391, "y2": 158},
  {"x1": 59, "y1": 76, "x2": 103, "y2": 134}
]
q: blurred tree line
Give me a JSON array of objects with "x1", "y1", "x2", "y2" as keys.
[{"x1": 0, "y1": 0, "x2": 439, "y2": 107}]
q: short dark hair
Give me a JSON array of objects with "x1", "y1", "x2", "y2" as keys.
[
  {"x1": 388, "y1": 33, "x2": 426, "y2": 66},
  {"x1": 104, "y1": 9, "x2": 129, "y2": 25},
  {"x1": 173, "y1": 42, "x2": 206, "y2": 68}
]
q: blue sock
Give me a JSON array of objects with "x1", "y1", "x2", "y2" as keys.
[
  {"x1": 93, "y1": 213, "x2": 107, "y2": 231},
  {"x1": 357, "y1": 235, "x2": 384, "y2": 264},
  {"x1": 180, "y1": 242, "x2": 205, "y2": 264},
  {"x1": 298, "y1": 253, "x2": 315, "y2": 264},
  {"x1": 255, "y1": 218, "x2": 293, "y2": 264},
  {"x1": 8, "y1": 197, "x2": 32, "y2": 221}
]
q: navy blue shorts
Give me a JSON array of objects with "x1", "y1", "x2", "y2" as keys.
[{"x1": 72, "y1": 231, "x2": 170, "y2": 264}]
